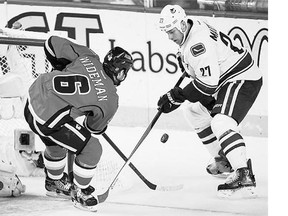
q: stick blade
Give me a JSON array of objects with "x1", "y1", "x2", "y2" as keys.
[
  {"x1": 97, "y1": 189, "x2": 110, "y2": 203},
  {"x1": 156, "y1": 184, "x2": 184, "y2": 191}
]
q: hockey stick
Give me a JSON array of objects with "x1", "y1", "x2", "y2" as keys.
[
  {"x1": 67, "y1": 151, "x2": 75, "y2": 183},
  {"x1": 96, "y1": 72, "x2": 187, "y2": 203},
  {"x1": 102, "y1": 133, "x2": 183, "y2": 191}
]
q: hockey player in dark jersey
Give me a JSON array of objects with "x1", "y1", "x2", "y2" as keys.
[{"x1": 24, "y1": 36, "x2": 133, "y2": 211}]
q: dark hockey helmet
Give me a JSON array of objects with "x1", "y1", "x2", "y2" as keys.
[{"x1": 103, "y1": 47, "x2": 133, "y2": 86}]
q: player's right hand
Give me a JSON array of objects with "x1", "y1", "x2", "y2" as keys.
[
  {"x1": 157, "y1": 87, "x2": 186, "y2": 113},
  {"x1": 157, "y1": 94, "x2": 180, "y2": 113}
]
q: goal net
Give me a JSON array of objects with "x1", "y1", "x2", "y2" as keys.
[
  {"x1": 0, "y1": 28, "x2": 132, "y2": 193},
  {"x1": 0, "y1": 28, "x2": 50, "y2": 149}
]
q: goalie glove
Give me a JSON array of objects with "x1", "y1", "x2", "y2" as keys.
[{"x1": 157, "y1": 87, "x2": 186, "y2": 113}]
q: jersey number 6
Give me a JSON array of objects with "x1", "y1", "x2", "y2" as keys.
[{"x1": 53, "y1": 74, "x2": 91, "y2": 95}]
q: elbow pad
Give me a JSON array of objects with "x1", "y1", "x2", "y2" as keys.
[{"x1": 44, "y1": 37, "x2": 71, "y2": 71}]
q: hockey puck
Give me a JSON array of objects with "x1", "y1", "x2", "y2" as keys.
[{"x1": 161, "y1": 133, "x2": 169, "y2": 143}]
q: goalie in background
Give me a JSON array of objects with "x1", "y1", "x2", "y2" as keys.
[
  {"x1": 0, "y1": 160, "x2": 26, "y2": 197},
  {"x1": 157, "y1": 5, "x2": 262, "y2": 198},
  {"x1": 0, "y1": 21, "x2": 34, "y2": 121},
  {"x1": 0, "y1": 21, "x2": 33, "y2": 101},
  {"x1": 24, "y1": 35, "x2": 133, "y2": 211},
  {"x1": 0, "y1": 21, "x2": 44, "y2": 194}
]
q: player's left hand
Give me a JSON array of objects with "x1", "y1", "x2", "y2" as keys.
[{"x1": 157, "y1": 87, "x2": 186, "y2": 113}]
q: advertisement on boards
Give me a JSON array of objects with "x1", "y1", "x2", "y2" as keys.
[{"x1": 0, "y1": 3, "x2": 268, "y2": 135}]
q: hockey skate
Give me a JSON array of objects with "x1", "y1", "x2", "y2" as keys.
[
  {"x1": 217, "y1": 159, "x2": 257, "y2": 199},
  {"x1": 206, "y1": 152, "x2": 233, "y2": 178},
  {"x1": 71, "y1": 184, "x2": 98, "y2": 212},
  {"x1": 45, "y1": 169, "x2": 71, "y2": 199}
]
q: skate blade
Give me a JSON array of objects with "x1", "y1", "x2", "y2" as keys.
[
  {"x1": 217, "y1": 186, "x2": 257, "y2": 199},
  {"x1": 46, "y1": 191, "x2": 71, "y2": 200},
  {"x1": 211, "y1": 172, "x2": 231, "y2": 179},
  {"x1": 72, "y1": 200, "x2": 97, "y2": 212}
]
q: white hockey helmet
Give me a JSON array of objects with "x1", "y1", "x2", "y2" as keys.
[{"x1": 159, "y1": 5, "x2": 187, "y2": 33}]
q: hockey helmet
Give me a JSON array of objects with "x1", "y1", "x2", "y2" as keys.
[
  {"x1": 159, "y1": 5, "x2": 187, "y2": 33},
  {"x1": 103, "y1": 47, "x2": 133, "y2": 86}
]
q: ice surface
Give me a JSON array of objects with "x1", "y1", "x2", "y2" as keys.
[{"x1": 0, "y1": 126, "x2": 268, "y2": 216}]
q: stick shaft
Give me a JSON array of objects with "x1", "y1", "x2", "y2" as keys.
[
  {"x1": 102, "y1": 133, "x2": 157, "y2": 190},
  {"x1": 97, "y1": 72, "x2": 187, "y2": 202},
  {"x1": 67, "y1": 151, "x2": 75, "y2": 183}
]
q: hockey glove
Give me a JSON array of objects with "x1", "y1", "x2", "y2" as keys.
[
  {"x1": 83, "y1": 114, "x2": 108, "y2": 135},
  {"x1": 157, "y1": 87, "x2": 186, "y2": 113}
]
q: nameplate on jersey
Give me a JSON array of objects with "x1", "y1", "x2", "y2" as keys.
[{"x1": 190, "y1": 43, "x2": 206, "y2": 57}]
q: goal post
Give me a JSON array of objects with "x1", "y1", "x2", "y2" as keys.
[
  {"x1": 0, "y1": 36, "x2": 45, "y2": 46},
  {"x1": 0, "y1": 28, "x2": 133, "y2": 192}
]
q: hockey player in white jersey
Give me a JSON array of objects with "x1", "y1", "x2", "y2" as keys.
[{"x1": 157, "y1": 5, "x2": 262, "y2": 198}]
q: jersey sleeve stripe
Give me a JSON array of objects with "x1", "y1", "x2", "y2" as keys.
[
  {"x1": 44, "y1": 37, "x2": 56, "y2": 57},
  {"x1": 45, "y1": 105, "x2": 72, "y2": 128}
]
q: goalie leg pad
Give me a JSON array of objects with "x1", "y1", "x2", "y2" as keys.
[
  {"x1": 0, "y1": 162, "x2": 26, "y2": 197},
  {"x1": 0, "y1": 73, "x2": 26, "y2": 98}
]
